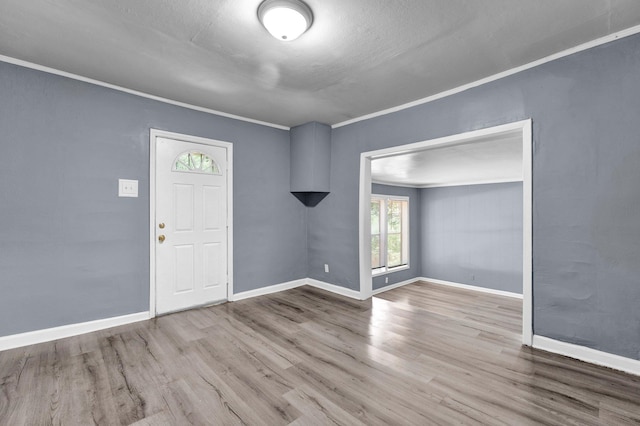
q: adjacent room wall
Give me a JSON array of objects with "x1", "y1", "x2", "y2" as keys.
[
  {"x1": 0, "y1": 61, "x2": 307, "y2": 338},
  {"x1": 308, "y1": 33, "x2": 640, "y2": 360},
  {"x1": 420, "y1": 182, "x2": 523, "y2": 294},
  {"x1": 371, "y1": 183, "x2": 421, "y2": 290}
]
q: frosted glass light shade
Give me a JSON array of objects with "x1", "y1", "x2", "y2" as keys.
[{"x1": 258, "y1": 0, "x2": 313, "y2": 41}]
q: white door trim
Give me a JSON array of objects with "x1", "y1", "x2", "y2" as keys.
[
  {"x1": 359, "y1": 119, "x2": 533, "y2": 345},
  {"x1": 149, "y1": 129, "x2": 233, "y2": 318}
]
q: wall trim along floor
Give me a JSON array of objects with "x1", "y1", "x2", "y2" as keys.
[
  {"x1": 372, "y1": 278, "x2": 421, "y2": 295},
  {"x1": 233, "y1": 278, "x2": 362, "y2": 301},
  {"x1": 372, "y1": 278, "x2": 640, "y2": 376},
  {"x1": 306, "y1": 278, "x2": 362, "y2": 300},
  {"x1": 0, "y1": 312, "x2": 150, "y2": 352},
  {"x1": 421, "y1": 277, "x2": 524, "y2": 299},
  {"x1": 231, "y1": 279, "x2": 308, "y2": 302},
  {"x1": 372, "y1": 277, "x2": 524, "y2": 299},
  {"x1": 2, "y1": 279, "x2": 639, "y2": 377},
  {"x1": 532, "y1": 335, "x2": 640, "y2": 377},
  {"x1": 0, "y1": 278, "x2": 357, "y2": 352}
]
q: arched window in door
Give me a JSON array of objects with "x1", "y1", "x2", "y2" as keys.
[{"x1": 173, "y1": 151, "x2": 222, "y2": 175}]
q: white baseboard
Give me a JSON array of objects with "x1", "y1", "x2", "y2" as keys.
[
  {"x1": 420, "y1": 277, "x2": 523, "y2": 299},
  {"x1": 0, "y1": 311, "x2": 150, "y2": 352},
  {"x1": 372, "y1": 278, "x2": 420, "y2": 295},
  {"x1": 532, "y1": 335, "x2": 640, "y2": 377},
  {"x1": 306, "y1": 278, "x2": 363, "y2": 300},
  {"x1": 231, "y1": 278, "x2": 306, "y2": 301},
  {"x1": 6, "y1": 285, "x2": 637, "y2": 379},
  {"x1": 0, "y1": 277, "x2": 363, "y2": 352},
  {"x1": 232, "y1": 278, "x2": 362, "y2": 301}
]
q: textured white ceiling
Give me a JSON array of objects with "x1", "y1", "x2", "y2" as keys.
[
  {"x1": 371, "y1": 133, "x2": 523, "y2": 187},
  {"x1": 2, "y1": 1, "x2": 640, "y2": 127}
]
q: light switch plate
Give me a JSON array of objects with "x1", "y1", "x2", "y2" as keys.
[{"x1": 119, "y1": 179, "x2": 138, "y2": 197}]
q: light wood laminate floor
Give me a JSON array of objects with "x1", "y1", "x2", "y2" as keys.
[{"x1": 1, "y1": 281, "x2": 639, "y2": 425}]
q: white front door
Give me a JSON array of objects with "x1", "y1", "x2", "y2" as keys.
[{"x1": 154, "y1": 136, "x2": 229, "y2": 315}]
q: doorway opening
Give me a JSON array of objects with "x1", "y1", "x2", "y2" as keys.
[
  {"x1": 358, "y1": 120, "x2": 532, "y2": 345},
  {"x1": 149, "y1": 129, "x2": 234, "y2": 318}
]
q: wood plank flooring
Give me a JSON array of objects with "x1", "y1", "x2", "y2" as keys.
[{"x1": 1, "y1": 281, "x2": 639, "y2": 425}]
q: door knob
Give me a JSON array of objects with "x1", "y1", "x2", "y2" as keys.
[
  {"x1": 158, "y1": 223, "x2": 165, "y2": 229},
  {"x1": 158, "y1": 235, "x2": 166, "y2": 243}
]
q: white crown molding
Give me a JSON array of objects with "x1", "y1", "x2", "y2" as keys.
[
  {"x1": 0, "y1": 312, "x2": 150, "y2": 352},
  {"x1": 0, "y1": 54, "x2": 289, "y2": 131},
  {"x1": 332, "y1": 24, "x2": 640, "y2": 129},
  {"x1": 371, "y1": 179, "x2": 422, "y2": 189},
  {"x1": 420, "y1": 277, "x2": 523, "y2": 299},
  {"x1": 372, "y1": 177, "x2": 523, "y2": 189},
  {"x1": 417, "y1": 177, "x2": 523, "y2": 189},
  {"x1": 5, "y1": 23, "x2": 639, "y2": 132},
  {"x1": 532, "y1": 335, "x2": 640, "y2": 377}
]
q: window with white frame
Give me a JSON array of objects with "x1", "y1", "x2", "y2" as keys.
[
  {"x1": 173, "y1": 151, "x2": 221, "y2": 175},
  {"x1": 371, "y1": 195, "x2": 409, "y2": 274}
]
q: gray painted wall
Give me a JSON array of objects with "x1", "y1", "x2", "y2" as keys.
[
  {"x1": 3, "y1": 31, "x2": 640, "y2": 363},
  {"x1": 308, "y1": 34, "x2": 640, "y2": 360},
  {"x1": 371, "y1": 184, "x2": 421, "y2": 290},
  {"x1": 0, "y1": 61, "x2": 307, "y2": 337},
  {"x1": 420, "y1": 183, "x2": 523, "y2": 294}
]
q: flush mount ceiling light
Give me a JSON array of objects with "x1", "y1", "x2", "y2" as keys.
[{"x1": 258, "y1": 0, "x2": 313, "y2": 41}]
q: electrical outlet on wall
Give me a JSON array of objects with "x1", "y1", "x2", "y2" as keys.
[
  {"x1": 385, "y1": 277, "x2": 389, "y2": 284},
  {"x1": 324, "y1": 264, "x2": 329, "y2": 273}
]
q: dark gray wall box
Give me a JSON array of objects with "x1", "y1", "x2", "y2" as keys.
[
  {"x1": 290, "y1": 121, "x2": 331, "y2": 206},
  {"x1": 1, "y1": 32, "x2": 640, "y2": 362}
]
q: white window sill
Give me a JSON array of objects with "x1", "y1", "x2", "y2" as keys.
[{"x1": 372, "y1": 264, "x2": 410, "y2": 277}]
